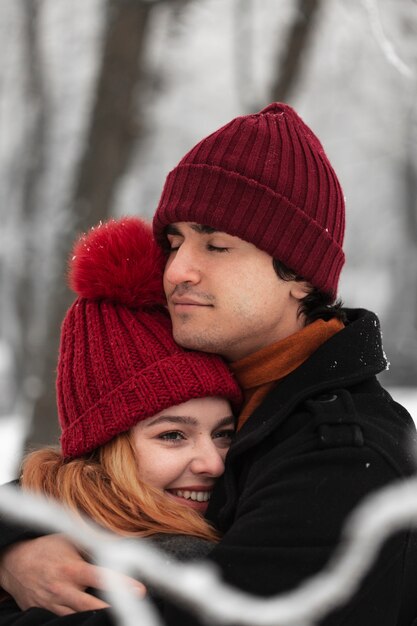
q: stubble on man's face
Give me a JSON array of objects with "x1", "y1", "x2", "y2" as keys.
[
  {"x1": 163, "y1": 222, "x2": 305, "y2": 361},
  {"x1": 165, "y1": 283, "x2": 227, "y2": 354},
  {"x1": 166, "y1": 278, "x2": 301, "y2": 362}
]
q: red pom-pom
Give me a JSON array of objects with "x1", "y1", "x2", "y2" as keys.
[{"x1": 69, "y1": 217, "x2": 166, "y2": 308}]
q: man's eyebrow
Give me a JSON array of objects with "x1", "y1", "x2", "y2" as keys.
[
  {"x1": 190, "y1": 224, "x2": 218, "y2": 235},
  {"x1": 164, "y1": 223, "x2": 219, "y2": 236},
  {"x1": 165, "y1": 224, "x2": 182, "y2": 236}
]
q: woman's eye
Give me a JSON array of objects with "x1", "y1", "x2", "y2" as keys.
[
  {"x1": 159, "y1": 431, "x2": 185, "y2": 442},
  {"x1": 207, "y1": 244, "x2": 230, "y2": 253},
  {"x1": 214, "y1": 429, "x2": 235, "y2": 442}
]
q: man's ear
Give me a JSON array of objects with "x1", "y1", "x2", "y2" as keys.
[{"x1": 290, "y1": 280, "x2": 311, "y2": 301}]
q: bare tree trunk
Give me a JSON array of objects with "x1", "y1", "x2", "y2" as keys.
[
  {"x1": 381, "y1": 96, "x2": 417, "y2": 386},
  {"x1": 14, "y1": 0, "x2": 49, "y2": 418},
  {"x1": 26, "y1": 0, "x2": 154, "y2": 449},
  {"x1": 74, "y1": 0, "x2": 152, "y2": 225},
  {"x1": 270, "y1": 0, "x2": 322, "y2": 103}
]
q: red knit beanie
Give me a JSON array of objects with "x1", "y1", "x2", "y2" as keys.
[
  {"x1": 57, "y1": 217, "x2": 242, "y2": 458},
  {"x1": 153, "y1": 102, "x2": 345, "y2": 299}
]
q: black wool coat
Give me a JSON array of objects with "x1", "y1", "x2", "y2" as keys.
[
  {"x1": 1, "y1": 309, "x2": 417, "y2": 626},
  {"x1": 159, "y1": 308, "x2": 417, "y2": 625}
]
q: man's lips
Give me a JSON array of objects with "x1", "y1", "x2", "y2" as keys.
[{"x1": 171, "y1": 297, "x2": 212, "y2": 307}]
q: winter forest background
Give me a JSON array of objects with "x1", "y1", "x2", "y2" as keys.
[{"x1": 1, "y1": 0, "x2": 417, "y2": 482}]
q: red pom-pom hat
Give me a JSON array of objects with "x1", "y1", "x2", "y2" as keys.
[{"x1": 57, "y1": 217, "x2": 242, "y2": 458}]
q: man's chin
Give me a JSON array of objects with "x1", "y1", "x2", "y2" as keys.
[{"x1": 172, "y1": 328, "x2": 219, "y2": 354}]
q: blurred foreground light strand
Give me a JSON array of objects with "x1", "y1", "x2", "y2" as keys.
[
  {"x1": 363, "y1": 0, "x2": 414, "y2": 78},
  {"x1": 1, "y1": 478, "x2": 417, "y2": 625}
]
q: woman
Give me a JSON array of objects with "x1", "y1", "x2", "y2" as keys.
[{"x1": 12, "y1": 216, "x2": 242, "y2": 567}]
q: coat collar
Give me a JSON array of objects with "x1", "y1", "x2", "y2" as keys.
[{"x1": 228, "y1": 308, "x2": 387, "y2": 458}]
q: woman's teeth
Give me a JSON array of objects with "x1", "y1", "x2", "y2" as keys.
[{"x1": 171, "y1": 490, "x2": 211, "y2": 502}]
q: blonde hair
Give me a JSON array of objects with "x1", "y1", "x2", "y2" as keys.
[{"x1": 21, "y1": 432, "x2": 218, "y2": 542}]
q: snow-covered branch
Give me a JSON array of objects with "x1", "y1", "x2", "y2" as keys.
[{"x1": 1, "y1": 476, "x2": 417, "y2": 625}]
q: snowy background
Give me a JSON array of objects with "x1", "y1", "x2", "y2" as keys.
[
  {"x1": 0, "y1": 0, "x2": 417, "y2": 468},
  {"x1": 1, "y1": 4, "x2": 417, "y2": 623}
]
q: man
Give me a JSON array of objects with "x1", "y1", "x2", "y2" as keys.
[{"x1": 1, "y1": 103, "x2": 417, "y2": 625}]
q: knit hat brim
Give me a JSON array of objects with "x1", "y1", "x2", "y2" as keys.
[
  {"x1": 154, "y1": 163, "x2": 345, "y2": 299},
  {"x1": 60, "y1": 350, "x2": 241, "y2": 458}
]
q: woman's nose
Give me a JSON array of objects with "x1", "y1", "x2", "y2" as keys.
[{"x1": 189, "y1": 441, "x2": 225, "y2": 478}]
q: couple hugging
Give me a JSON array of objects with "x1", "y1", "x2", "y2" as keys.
[{"x1": 1, "y1": 103, "x2": 416, "y2": 626}]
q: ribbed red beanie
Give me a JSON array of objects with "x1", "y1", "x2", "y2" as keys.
[
  {"x1": 153, "y1": 102, "x2": 345, "y2": 299},
  {"x1": 57, "y1": 217, "x2": 242, "y2": 458}
]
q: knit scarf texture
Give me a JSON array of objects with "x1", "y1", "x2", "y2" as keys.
[{"x1": 230, "y1": 318, "x2": 344, "y2": 430}]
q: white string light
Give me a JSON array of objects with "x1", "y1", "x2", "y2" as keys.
[{"x1": 1, "y1": 477, "x2": 417, "y2": 625}]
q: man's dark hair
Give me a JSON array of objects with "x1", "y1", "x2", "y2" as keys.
[{"x1": 272, "y1": 259, "x2": 347, "y2": 325}]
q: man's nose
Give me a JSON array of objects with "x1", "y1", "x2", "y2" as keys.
[
  {"x1": 164, "y1": 247, "x2": 201, "y2": 286},
  {"x1": 189, "y1": 440, "x2": 225, "y2": 478}
]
